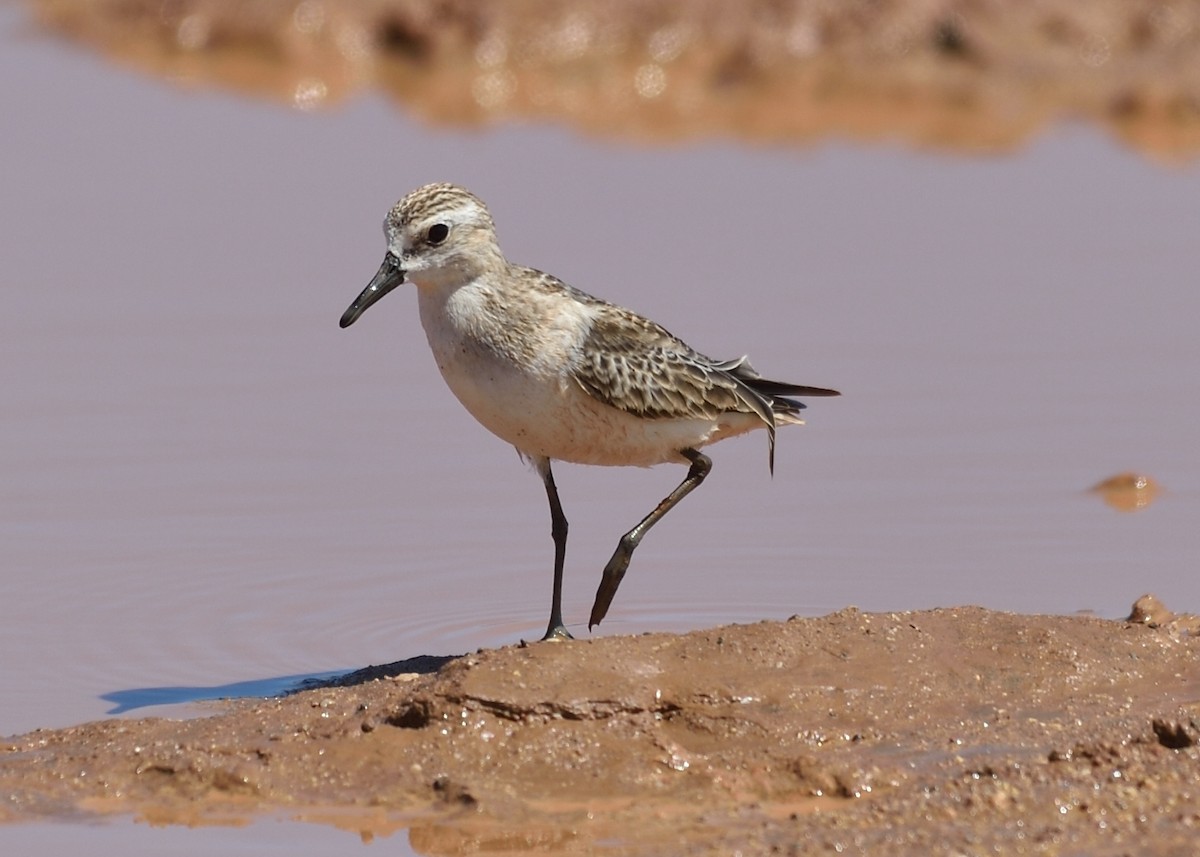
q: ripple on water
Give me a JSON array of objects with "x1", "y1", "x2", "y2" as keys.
[{"x1": 90, "y1": 587, "x2": 826, "y2": 720}]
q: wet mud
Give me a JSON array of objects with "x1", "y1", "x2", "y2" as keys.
[{"x1": 4, "y1": 599, "x2": 1199, "y2": 854}]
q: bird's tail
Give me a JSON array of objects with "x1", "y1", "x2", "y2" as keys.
[
  {"x1": 723, "y1": 356, "x2": 840, "y2": 415},
  {"x1": 718, "y1": 356, "x2": 840, "y2": 473}
]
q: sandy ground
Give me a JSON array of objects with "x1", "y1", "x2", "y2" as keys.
[{"x1": 4, "y1": 598, "x2": 1199, "y2": 854}]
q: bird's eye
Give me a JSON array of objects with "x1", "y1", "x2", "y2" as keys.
[{"x1": 426, "y1": 223, "x2": 450, "y2": 245}]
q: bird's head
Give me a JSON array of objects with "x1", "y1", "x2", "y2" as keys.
[{"x1": 340, "y1": 182, "x2": 503, "y2": 328}]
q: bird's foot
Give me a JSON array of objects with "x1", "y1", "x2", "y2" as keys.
[
  {"x1": 541, "y1": 622, "x2": 574, "y2": 641},
  {"x1": 589, "y1": 544, "x2": 633, "y2": 630}
]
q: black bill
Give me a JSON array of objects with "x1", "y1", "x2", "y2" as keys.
[{"x1": 339, "y1": 254, "x2": 405, "y2": 328}]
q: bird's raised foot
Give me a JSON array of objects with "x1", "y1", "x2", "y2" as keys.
[{"x1": 589, "y1": 543, "x2": 634, "y2": 629}]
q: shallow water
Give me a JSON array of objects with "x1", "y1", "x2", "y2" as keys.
[
  {"x1": 2, "y1": 4, "x2": 1198, "y2": 764},
  {"x1": 0, "y1": 818, "x2": 419, "y2": 855}
]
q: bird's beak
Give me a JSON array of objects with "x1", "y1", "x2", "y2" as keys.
[{"x1": 339, "y1": 254, "x2": 406, "y2": 328}]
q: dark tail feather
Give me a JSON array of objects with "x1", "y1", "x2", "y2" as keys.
[
  {"x1": 742, "y1": 375, "x2": 841, "y2": 417},
  {"x1": 748, "y1": 379, "x2": 841, "y2": 398},
  {"x1": 721, "y1": 357, "x2": 840, "y2": 400},
  {"x1": 767, "y1": 395, "x2": 804, "y2": 417},
  {"x1": 718, "y1": 357, "x2": 839, "y2": 476}
]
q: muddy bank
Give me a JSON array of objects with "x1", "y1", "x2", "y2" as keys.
[
  {"x1": 3, "y1": 599, "x2": 1199, "y2": 854},
  {"x1": 30, "y1": 0, "x2": 1200, "y2": 158}
]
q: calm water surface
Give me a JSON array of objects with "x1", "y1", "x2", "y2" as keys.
[
  {"x1": 2, "y1": 0, "x2": 1198, "y2": 770},
  {"x1": 0, "y1": 817, "x2": 418, "y2": 855}
]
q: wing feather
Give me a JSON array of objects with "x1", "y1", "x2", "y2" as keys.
[
  {"x1": 572, "y1": 307, "x2": 774, "y2": 425},
  {"x1": 547, "y1": 284, "x2": 839, "y2": 473}
]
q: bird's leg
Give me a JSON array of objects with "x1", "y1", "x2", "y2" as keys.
[
  {"x1": 589, "y1": 448, "x2": 712, "y2": 630},
  {"x1": 538, "y1": 459, "x2": 573, "y2": 641}
]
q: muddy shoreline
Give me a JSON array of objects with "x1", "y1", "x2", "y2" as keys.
[
  {"x1": 4, "y1": 600, "x2": 1198, "y2": 854},
  {"x1": 30, "y1": 0, "x2": 1200, "y2": 158}
]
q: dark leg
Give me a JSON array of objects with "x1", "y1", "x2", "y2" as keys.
[
  {"x1": 589, "y1": 448, "x2": 712, "y2": 630},
  {"x1": 538, "y1": 459, "x2": 573, "y2": 640}
]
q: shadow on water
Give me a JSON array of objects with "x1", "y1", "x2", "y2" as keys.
[{"x1": 101, "y1": 654, "x2": 460, "y2": 715}]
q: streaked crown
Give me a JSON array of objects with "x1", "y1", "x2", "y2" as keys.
[{"x1": 383, "y1": 183, "x2": 503, "y2": 284}]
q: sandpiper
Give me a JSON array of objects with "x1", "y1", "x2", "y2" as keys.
[{"x1": 340, "y1": 183, "x2": 839, "y2": 640}]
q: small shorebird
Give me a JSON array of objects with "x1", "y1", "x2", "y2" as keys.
[{"x1": 340, "y1": 183, "x2": 839, "y2": 640}]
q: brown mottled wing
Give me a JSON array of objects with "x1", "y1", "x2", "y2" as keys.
[
  {"x1": 569, "y1": 302, "x2": 840, "y2": 471},
  {"x1": 571, "y1": 304, "x2": 779, "y2": 431}
]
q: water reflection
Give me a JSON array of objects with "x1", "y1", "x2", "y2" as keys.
[
  {"x1": 1089, "y1": 471, "x2": 1161, "y2": 512},
  {"x1": 29, "y1": 0, "x2": 1200, "y2": 157}
]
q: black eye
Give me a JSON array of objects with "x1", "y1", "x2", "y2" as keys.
[{"x1": 426, "y1": 223, "x2": 449, "y2": 245}]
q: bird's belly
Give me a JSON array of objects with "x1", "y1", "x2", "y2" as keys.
[{"x1": 429, "y1": 342, "x2": 757, "y2": 467}]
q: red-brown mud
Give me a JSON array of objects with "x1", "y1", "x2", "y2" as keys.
[{"x1": 4, "y1": 600, "x2": 1199, "y2": 855}]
